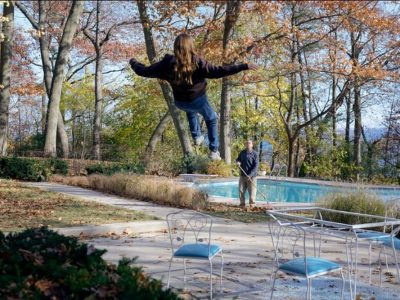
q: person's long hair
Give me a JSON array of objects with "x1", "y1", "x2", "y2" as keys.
[{"x1": 173, "y1": 33, "x2": 197, "y2": 85}]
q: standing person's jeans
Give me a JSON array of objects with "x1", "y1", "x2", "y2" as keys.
[
  {"x1": 239, "y1": 176, "x2": 257, "y2": 206},
  {"x1": 174, "y1": 94, "x2": 219, "y2": 152}
]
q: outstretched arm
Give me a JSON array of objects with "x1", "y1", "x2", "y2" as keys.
[
  {"x1": 129, "y1": 58, "x2": 165, "y2": 79},
  {"x1": 200, "y1": 58, "x2": 258, "y2": 79}
]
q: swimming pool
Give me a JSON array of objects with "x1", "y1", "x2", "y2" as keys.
[{"x1": 198, "y1": 179, "x2": 400, "y2": 203}]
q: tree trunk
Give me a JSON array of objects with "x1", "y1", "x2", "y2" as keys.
[
  {"x1": 144, "y1": 111, "x2": 172, "y2": 166},
  {"x1": 345, "y1": 91, "x2": 351, "y2": 145},
  {"x1": 0, "y1": 2, "x2": 14, "y2": 156},
  {"x1": 220, "y1": 79, "x2": 231, "y2": 162},
  {"x1": 353, "y1": 80, "x2": 362, "y2": 178},
  {"x1": 219, "y1": 0, "x2": 242, "y2": 164},
  {"x1": 44, "y1": 0, "x2": 83, "y2": 157},
  {"x1": 332, "y1": 75, "x2": 337, "y2": 147},
  {"x1": 92, "y1": 1, "x2": 103, "y2": 160},
  {"x1": 295, "y1": 38, "x2": 312, "y2": 166},
  {"x1": 37, "y1": 2, "x2": 70, "y2": 157},
  {"x1": 57, "y1": 110, "x2": 69, "y2": 158},
  {"x1": 92, "y1": 48, "x2": 103, "y2": 160},
  {"x1": 137, "y1": 0, "x2": 192, "y2": 156},
  {"x1": 331, "y1": 29, "x2": 338, "y2": 147},
  {"x1": 287, "y1": 137, "x2": 296, "y2": 177},
  {"x1": 41, "y1": 84, "x2": 47, "y2": 134}
]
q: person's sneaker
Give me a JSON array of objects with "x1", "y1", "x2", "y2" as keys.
[
  {"x1": 194, "y1": 135, "x2": 204, "y2": 146},
  {"x1": 209, "y1": 150, "x2": 221, "y2": 161}
]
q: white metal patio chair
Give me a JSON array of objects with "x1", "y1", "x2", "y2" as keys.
[
  {"x1": 378, "y1": 224, "x2": 400, "y2": 283},
  {"x1": 355, "y1": 200, "x2": 400, "y2": 283},
  {"x1": 166, "y1": 210, "x2": 223, "y2": 299},
  {"x1": 268, "y1": 214, "x2": 345, "y2": 300}
]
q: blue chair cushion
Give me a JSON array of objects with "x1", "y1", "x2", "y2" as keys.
[
  {"x1": 357, "y1": 232, "x2": 400, "y2": 250},
  {"x1": 357, "y1": 232, "x2": 391, "y2": 241},
  {"x1": 382, "y1": 237, "x2": 400, "y2": 250},
  {"x1": 279, "y1": 257, "x2": 341, "y2": 277},
  {"x1": 174, "y1": 243, "x2": 221, "y2": 258}
]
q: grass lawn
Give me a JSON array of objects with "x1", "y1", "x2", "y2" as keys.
[{"x1": 0, "y1": 179, "x2": 158, "y2": 232}]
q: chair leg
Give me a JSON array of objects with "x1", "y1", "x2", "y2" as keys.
[
  {"x1": 220, "y1": 252, "x2": 224, "y2": 292},
  {"x1": 368, "y1": 243, "x2": 372, "y2": 284},
  {"x1": 308, "y1": 278, "x2": 312, "y2": 300},
  {"x1": 209, "y1": 259, "x2": 213, "y2": 299},
  {"x1": 345, "y1": 239, "x2": 353, "y2": 300},
  {"x1": 340, "y1": 269, "x2": 345, "y2": 300},
  {"x1": 380, "y1": 244, "x2": 390, "y2": 273},
  {"x1": 183, "y1": 259, "x2": 186, "y2": 289},
  {"x1": 269, "y1": 270, "x2": 278, "y2": 300},
  {"x1": 378, "y1": 245, "x2": 383, "y2": 287},
  {"x1": 167, "y1": 257, "x2": 173, "y2": 288},
  {"x1": 392, "y1": 244, "x2": 400, "y2": 282}
]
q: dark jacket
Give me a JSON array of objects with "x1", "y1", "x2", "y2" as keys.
[
  {"x1": 236, "y1": 150, "x2": 259, "y2": 178},
  {"x1": 129, "y1": 54, "x2": 248, "y2": 102}
]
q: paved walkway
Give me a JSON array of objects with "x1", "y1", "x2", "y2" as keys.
[{"x1": 27, "y1": 182, "x2": 400, "y2": 299}]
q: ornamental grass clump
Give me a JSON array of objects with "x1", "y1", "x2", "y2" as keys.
[
  {"x1": 319, "y1": 191, "x2": 386, "y2": 225},
  {"x1": 50, "y1": 174, "x2": 208, "y2": 210}
]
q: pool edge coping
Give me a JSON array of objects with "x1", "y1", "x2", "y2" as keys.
[{"x1": 179, "y1": 174, "x2": 400, "y2": 191}]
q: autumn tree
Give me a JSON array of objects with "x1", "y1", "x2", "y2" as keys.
[
  {"x1": 16, "y1": 0, "x2": 84, "y2": 157},
  {"x1": 80, "y1": 0, "x2": 136, "y2": 160},
  {"x1": 322, "y1": 1, "x2": 400, "y2": 178}
]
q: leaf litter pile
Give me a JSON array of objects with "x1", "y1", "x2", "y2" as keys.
[
  {"x1": 0, "y1": 180, "x2": 157, "y2": 231},
  {"x1": 206, "y1": 203, "x2": 272, "y2": 223}
]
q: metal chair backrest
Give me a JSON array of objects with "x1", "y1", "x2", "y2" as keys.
[
  {"x1": 268, "y1": 212, "x2": 321, "y2": 277},
  {"x1": 384, "y1": 199, "x2": 400, "y2": 237},
  {"x1": 166, "y1": 210, "x2": 213, "y2": 256}
]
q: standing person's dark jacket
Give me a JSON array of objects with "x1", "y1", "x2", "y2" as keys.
[
  {"x1": 129, "y1": 54, "x2": 248, "y2": 102},
  {"x1": 236, "y1": 150, "x2": 259, "y2": 178}
]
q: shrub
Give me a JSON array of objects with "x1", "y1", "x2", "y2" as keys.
[
  {"x1": 319, "y1": 192, "x2": 386, "y2": 225},
  {"x1": 86, "y1": 162, "x2": 145, "y2": 176},
  {"x1": 49, "y1": 158, "x2": 69, "y2": 176},
  {"x1": 207, "y1": 160, "x2": 231, "y2": 177},
  {"x1": 0, "y1": 157, "x2": 68, "y2": 181},
  {"x1": 259, "y1": 162, "x2": 271, "y2": 173},
  {"x1": 170, "y1": 154, "x2": 209, "y2": 175},
  {"x1": 0, "y1": 227, "x2": 179, "y2": 299},
  {"x1": 301, "y1": 146, "x2": 361, "y2": 180},
  {"x1": 369, "y1": 174, "x2": 399, "y2": 185}
]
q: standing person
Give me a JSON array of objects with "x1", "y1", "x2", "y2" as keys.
[
  {"x1": 129, "y1": 33, "x2": 258, "y2": 160},
  {"x1": 236, "y1": 140, "x2": 259, "y2": 208}
]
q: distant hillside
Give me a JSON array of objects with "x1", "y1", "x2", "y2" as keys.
[{"x1": 337, "y1": 127, "x2": 386, "y2": 141}]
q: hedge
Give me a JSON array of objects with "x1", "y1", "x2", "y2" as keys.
[
  {"x1": 86, "y1": 162, "x2": 145, "y2": 176},
  {"x1": 0, "y1": 157, "x2": 68, "y2": 181},
  {"x1": 0, "y1": 227, "x2": 179, "y2": 299}
]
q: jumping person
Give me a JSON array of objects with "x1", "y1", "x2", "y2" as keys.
[
  {"x1": 129, "y1": 33, "x2": 258, "y2": 160},
  {"x1": 236, "y1": 140, "x2": 259, "y2": 208}
]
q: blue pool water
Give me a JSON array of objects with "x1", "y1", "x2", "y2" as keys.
[{"x1": 198, "y1": 179, "x2": 400, "y2": 203}]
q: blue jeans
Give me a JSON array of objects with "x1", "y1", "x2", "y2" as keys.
[{"x1": 174, "y1": 94, "x2": 219, "y2": 152}]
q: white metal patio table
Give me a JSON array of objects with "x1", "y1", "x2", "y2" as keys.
[{"x1": 267, "y1": 207, "x2": 400, "y2": 300}]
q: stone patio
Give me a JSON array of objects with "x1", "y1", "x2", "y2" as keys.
[{"x1": 26, "y1": 182, "x2": 400, "y2": 299}]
